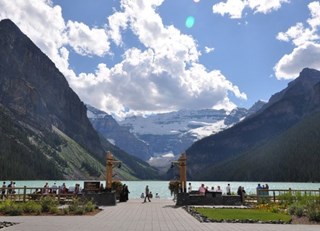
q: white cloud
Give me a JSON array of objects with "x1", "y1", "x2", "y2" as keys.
[
  {"x1": 212, "y1": 0, "x2": 247, "y2": 19},
  {"x1": 212, "y1": 0, "x2": 289, "y2": 19},
  {"x1": 0, "y1": 0, "x2": 68, "y2": 69},
  {"x1": 274, "y1": 42, "x2": 320, "y2": 79},
  {"x1": 274, "y1": 1, "x2": 320, "y2": 79},
  {"x1": 247, "y1": 0, "x2": 290, "y2": 14},
  {"x1": 204, "y1": 46, "x2": 215, "y2": 53},
  {"x1": 66, "y1": 20, "x2": 110, "y2": 56},
  {"x1": 0, "y1": 0, "x2": 247, "y2": 119}
]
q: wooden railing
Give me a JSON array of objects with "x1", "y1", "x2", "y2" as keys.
[
  {"x1": 245, "y1": 188, "x2": 320, "y2": 204},
  {"x1": 1, "y1": 187, "x2": 78, "y2": 203}
]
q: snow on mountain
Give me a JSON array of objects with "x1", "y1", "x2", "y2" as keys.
[
  {"x1": 118, "y1": 109, "x2": 228, "y2": 136},
  {"x1": 86, "y1": 101, "x2": 266, "y2": 169}
]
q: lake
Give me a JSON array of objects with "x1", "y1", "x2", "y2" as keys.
[{"x1": 5, "y1": 180, "x2": 320, "y2": 199}]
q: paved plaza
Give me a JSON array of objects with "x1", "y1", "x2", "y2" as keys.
[{"x1": 1, "y1": 199, "x2": 320, "y2": 231}]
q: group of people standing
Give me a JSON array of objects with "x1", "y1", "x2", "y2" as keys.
[
  {"x1": 189, "y1": 183, "x2": 234, "y2": 195},
  {"x1": 1, "y1": 181, "x2": 16, "y2": 199},
  {"x1": 119, "y1": 184, "x2": 130, "y2": 202},
  {"x1": 39, "y1": 182, "x2": 81, "y2": 196},
  {"x1": 257, "y1": 183, "x2": 269, "y2": 196},
  {"x1": 188, "y1": 182, "x2": 247, "y2": 203}
]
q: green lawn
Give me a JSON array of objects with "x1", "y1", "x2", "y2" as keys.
[{"x1": 195, "y1": 208, "x2": 291, "y2": 222}]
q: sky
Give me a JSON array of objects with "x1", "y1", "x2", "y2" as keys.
[{"x1": 1, "y1": 0, "x2": 320, "y2": 120}]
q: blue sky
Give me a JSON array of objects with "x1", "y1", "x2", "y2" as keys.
[{"x1": 1, "y1": 0, "x2": 320, "y2": 119}]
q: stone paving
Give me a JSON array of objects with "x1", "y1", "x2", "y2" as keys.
[{"x1": 1, "y1": 199, "x2": 320, "y2": 231}]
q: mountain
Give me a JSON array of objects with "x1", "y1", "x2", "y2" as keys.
[
  {"x1": 87, "y1": 101, "x2": 265, "y2": 175},
  {"x1": 0, "y1": 19, "x2": 158, "y2": 180},
  {"x1": 87, "y1": 105, "x2": 152, "y2": 160},
  {"x1": 118, "y1": 105, "x2": 264, "y2": 160},
  {"x1": 186, "y1": 68, "x2": 320, "y2": 182}
]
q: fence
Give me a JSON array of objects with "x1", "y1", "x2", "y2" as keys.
[
  {"x1": 1, "y1": 186, "x2": 76, "y2": 203},
  {"x1": 245, "y1": 188, "x2": 320, "y2": 203}
]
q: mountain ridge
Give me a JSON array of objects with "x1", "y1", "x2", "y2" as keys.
[
  {"x1": 186, "y1": 67, "x2": 320, "y2": 181},
  {"x1": 0, "y1": 18, "x2": 158, "y2": 180}
]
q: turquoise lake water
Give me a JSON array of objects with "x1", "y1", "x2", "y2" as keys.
[{"x1": 4, "y1": 180, "x2": 320, "y2": 199}]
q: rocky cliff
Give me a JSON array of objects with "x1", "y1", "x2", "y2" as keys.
[
  {"x1": 0, "y1": 19, "x2": 158, "y2": 180},
  {"x1": 0, "y1": 19, "x2": 104, "y2": 159}
]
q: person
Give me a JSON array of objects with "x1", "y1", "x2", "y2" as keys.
[
  {"x1": 237, "y1": 186, "x2": 243, "y2": 203},
  {"x1": 140, "y1": 193, "x2": 144, "y2": 198},
  {"x1": 43, "y1": 182, "x2": 49, "y2": 194},
  {"x1": 149, "y1": 191, "x2": 153, "y2": 198},
  {"x1": 7, "y1": 181, "x2": 13, "y2": 194},
  {"x1": 100, "y1": 183, "x2": 104, "y2": 191},
  {"x1": 188, "y1": 183, "x2": 192, "y2": 193},
  {"x1": 51, "y1": 182, "x2": 58, "y2": 194},
  {"x1": 60, "y1": 183, "x2": 67, "y2": 194},
  {"x1": 198, "y1": 184, "x2": 206, "y2": 195},
  {"x1": 124, "y1": 185, "x2": 130, "y2": 201},
  {"x1": 256, "y1": 183, "x2": 262, "y2": 196},
  {"x1": 144, "y1": 185, "x2": 151, "y2": 202},
  {"x1": 216, "y1": 186, "x2": 222, "y2": 193},
  {"x1": 120, "y1": 184, "x2": 130, "y2": 202},
  {"x1": 226, "y1": 183, "x2": 231, "y2": 195},
  {"x1": 74, "y1": 184, "x2": 80, "y2": 196},
  {"x1": 12, "y1": 182, "x2": 16, "y2": 194},
  {"x1": 1, "y1": 182, "x2": 6, "y2": 199},
  {"x1": 155, "y1": 193, "x2": 160, "y2": 198},
  {"x1": 242, "y1": 186, "x2": 246, "y2": 197}
]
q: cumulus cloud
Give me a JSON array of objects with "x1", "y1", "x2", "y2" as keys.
[
  {"x1": 0, "y1": 0, "x2": 247, "y2": 118},
  {"x1": 66, "y1": 20, "x2": 110, "y2": 56},
  {"x1": 212, "y1": 0, "x2": 289, "y2": 19},
  {"x1": 274, "y1": 1, "x2": 320, "y2": 79}
]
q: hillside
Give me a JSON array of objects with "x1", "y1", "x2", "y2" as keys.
[
  {"x1": 0, "y1": 19, "x2": 158, "y2": 180},
  {"x1": 196, "y1": 111, "x2": 320, "y2": 182},
  {"x1": 186, "y1": 68, "x2": 320, "y2": 181},
  {"x1": 0, "y1": 105, "x2": 63, "y2": 179}
]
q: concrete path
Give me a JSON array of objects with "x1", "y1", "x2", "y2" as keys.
[{"x1": 1, "y1": 199, "x2": 319, "y2": 231}]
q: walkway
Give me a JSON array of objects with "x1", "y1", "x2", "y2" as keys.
[{"x1": 1, "y1": 199, "x2": 319, "y2": 231}]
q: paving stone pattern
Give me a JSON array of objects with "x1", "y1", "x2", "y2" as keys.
[{"x1": 1, "y1": 199, "x2": 319, "y2": 231}]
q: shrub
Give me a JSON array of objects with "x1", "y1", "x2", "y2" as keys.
[
  {"x1": 0, "y1": 201, "x2": 23, "y2": 216},
  {"x1": 23, "y1": 201, "x2": 42, "y2": 214},
  {"x1": 68, "y1": 198, "x2": 81, "y2": 212},
  {"x1": 295, "y1": 206, "x2": 304, "y2": 217},
  {"x1": 306, "y1": 204, "x2": 320, "y2": 222},
  {"x1": 85, "y1": 201, "x2": 95, "y2": 213},
  {"x1": 40, "y1": 196, "x2": 58, "y2": 213},
  {"x1": 63, "y1": 207, "x2": 69, "y2": 215},
  {"x1": 288, "y1": 204, "x2": 297, "y2": 215}
]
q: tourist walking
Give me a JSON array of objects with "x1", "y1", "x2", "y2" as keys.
[{"x1": 143, "y1": 185, "x2": 151, "y2": 202}]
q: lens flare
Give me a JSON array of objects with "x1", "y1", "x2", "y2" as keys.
[{"x1": 185, "y1": 16, "x2": 195, "y2": 28}]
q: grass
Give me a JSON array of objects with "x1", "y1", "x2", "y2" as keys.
[{"x1": 195, "y1": 208, "x2": 292, "y2": 222}]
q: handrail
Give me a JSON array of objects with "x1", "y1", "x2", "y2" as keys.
[
  {"x1": 1, "y1": 186, "x2": 80, "y2": 203},
  {"x1": 255, "y1": 188, "x2": 320, "y2": 203}
]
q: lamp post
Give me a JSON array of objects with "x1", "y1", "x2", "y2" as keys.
[
  {"x1": 171, "y1": 153, "x2": 187, "y2": 193},
  {"x1": 105, "y1": 151, "x2": 122, "y2": 190}
]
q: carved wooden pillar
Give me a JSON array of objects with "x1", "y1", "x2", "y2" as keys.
[
  {"x1": 179, "y1": 153, "x2": 187, "y2": 193},
  {"x1": 106, "y1": 151, "x2": 113, "y2": 190}
]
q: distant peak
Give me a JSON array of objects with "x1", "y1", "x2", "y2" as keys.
[
  {"x1": 0, "y1": 18, "x2": 19, "y2": 29},
  {"x1": 299, "y1": 68, "x2": 320, "y2": 79}
]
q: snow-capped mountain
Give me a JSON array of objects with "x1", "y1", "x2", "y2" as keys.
[{"x1": 87, "y1": 101, "x2": 265, "y2": 172}]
